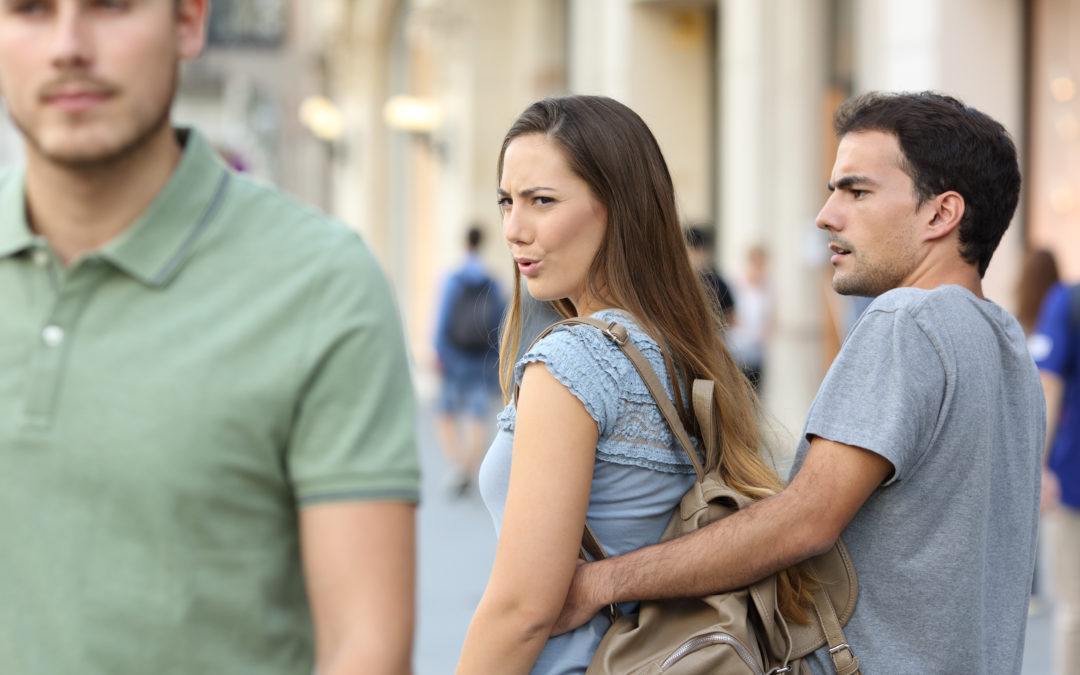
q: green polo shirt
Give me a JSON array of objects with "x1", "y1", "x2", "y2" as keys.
[{"x1": 0, "y1": 130, "x2": 420, "y2": 674}]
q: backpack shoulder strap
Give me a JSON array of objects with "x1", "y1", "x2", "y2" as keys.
[{"x1": 519, "y1": 317, "x2": 707, "y2": 478}]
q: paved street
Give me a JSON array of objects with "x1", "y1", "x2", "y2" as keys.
[
  {"x1": 413, "y1": 378, "x2": 498, "y2": 674},
  {"x1": 411, "y1": 378, "x2": 1057, "y2": 673}
]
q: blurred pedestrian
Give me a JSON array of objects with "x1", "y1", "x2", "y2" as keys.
[
  {"x1": 684, "y1": 224, "x2": 736, "y2": 325},
  {"x1": 1027, "y1": 255, "x2": 1080, "y2": 675},
  {"x1": 434, "y1": 225, "x2": 505, "y2": 495},
  {"x1": 457, "y1": 95, "x2": 812, "y2": 674},
  {"x1": 728, "y1": 243, "x2": 772, "y2": 391},
  {"x1": 1017, "y1": 248, "x2": 1060, "y2": 335},
  {"x1": 0, "y1": 2, "x2": 418, "y2": 674},
  {"x1": 1015, "y1": 248, "x2": 1060, "y2": 614},
  {"x1": 553, "y1": 91, "x2": 1043, "y2": 674}
]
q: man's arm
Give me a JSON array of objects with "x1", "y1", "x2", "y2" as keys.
[
  {"x1": 553, "y1": 436, "x2": 893, "y2": 634},
  {"x1": 301, "y1": 501, "x2": 416, "y2": 675}
]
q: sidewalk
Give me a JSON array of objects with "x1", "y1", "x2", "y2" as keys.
[{"x1": 413, "y1": 384, "x2": 497, "y2": 674}]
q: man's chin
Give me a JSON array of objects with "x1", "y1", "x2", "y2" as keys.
[
  {"x1": 29, "y1": 126, "x2": 162, "y2": 171},
  {"x1": 831, "y1": 274, "x2": 863, "y2": 297},
  {"x1": 34, "y1": 135, "x2": 123, "y2": 167}
]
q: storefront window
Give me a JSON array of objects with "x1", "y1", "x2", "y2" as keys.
[
  {"x1": 208, "y1": 0, "x2": 288, "y2": 48},
  {"x1": 1028, "y1": 0, "x2": 1080, "y2": 276}
]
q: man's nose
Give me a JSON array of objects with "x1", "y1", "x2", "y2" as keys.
[
  {"x1": 816, "y1": 193, "x2": 840, "y2": 231},
  {"x1": 50, "y1": 5, "x2": 94, "y2": 70}
]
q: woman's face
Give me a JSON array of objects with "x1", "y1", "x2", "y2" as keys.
[{"x1": 498, "y1": 133, "x2": 608, "y2": 314}]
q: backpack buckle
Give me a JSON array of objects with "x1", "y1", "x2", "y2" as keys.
[{"x1": 602, "y1": 322, "x2": 628, "y2": 345}]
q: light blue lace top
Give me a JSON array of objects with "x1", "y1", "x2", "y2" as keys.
[{"x1": 477, "y1": 309, "x2": 697, "y2": 675}]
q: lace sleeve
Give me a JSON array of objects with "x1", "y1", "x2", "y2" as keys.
[{"x1": 497, "y1": 311, "x2": 696, "y2": 474}]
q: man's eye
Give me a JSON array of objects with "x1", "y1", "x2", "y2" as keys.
[
  {"x1": 10, "y1": 1, "x2": 47, "y2": 15},
  {"x1": 850, "y1": 189, "x2": 867, "y2": 199}
]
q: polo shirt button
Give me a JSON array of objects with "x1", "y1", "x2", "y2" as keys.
[
  {"x1": 42, "y1": 325, "x2": 64, "y2": 347},
  {"x1": 32, "y1": 249, "x2": 48, "y2": 267}
]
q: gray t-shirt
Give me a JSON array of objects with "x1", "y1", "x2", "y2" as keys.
[
  {"x1": 478, "y1": 309, "x2": 696, "y2": 675},
  {"x1": 790, "y1": 285, "x2": 1044, "y2": 674}
]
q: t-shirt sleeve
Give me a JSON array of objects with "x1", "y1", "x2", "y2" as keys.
[
  {"x1": 1031, "y1": 284, "x2": 1075, "y2": 378},
  {"x1": 288, "y1": 235, "x2": 420, "y2": 505},
  {"x1": 804, "y1": 305, "x2": 947, "y2": 484},
  {"x1": 505, "y1": 324, "x2": 622, "y2": 437}
]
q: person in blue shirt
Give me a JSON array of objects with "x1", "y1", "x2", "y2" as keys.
[
  {"x1": 434, "y1": 225, "x2": 505, "y2": 495},
  {"x1": 1030, "y1": 279, "x2": 1080, "y2": 675}
]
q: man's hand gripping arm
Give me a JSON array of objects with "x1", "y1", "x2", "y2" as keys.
[{"x1": 553, "y1": 436, "x2": 893, "y2": 634}]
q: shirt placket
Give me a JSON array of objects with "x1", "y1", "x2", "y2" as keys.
[{"x1": 24, "y1": 255, "x2": 108, "y2": 428}]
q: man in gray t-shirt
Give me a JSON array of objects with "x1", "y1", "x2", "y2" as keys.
[
  {"x1": 793, "y1": 285, "x2": 1043, "y2": 672},
  {"x1": 553, "y1": 91, "x2": 1045, "y2": 673}
]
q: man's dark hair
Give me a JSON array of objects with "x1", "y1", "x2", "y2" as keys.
[
  {"x1": 684, "y1": 224, "x2": 715, "y2": 252},
  {"x1": 833, "y1": 91, "x2": 1021, "y2": 277},
  {"x1": 466, "y1": 226, "x2": 483, "y2": 250}
]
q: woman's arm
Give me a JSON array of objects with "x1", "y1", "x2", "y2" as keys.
[{"x1": 456, "y1": 362, "x2": 599, "y2": 674}]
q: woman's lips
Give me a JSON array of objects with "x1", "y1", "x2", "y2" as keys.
[{"x1": 516, "y1": 258, "x2": 539, "y2": 277}]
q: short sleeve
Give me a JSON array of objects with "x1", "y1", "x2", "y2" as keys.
[
  {"x1": 508, "y1": 324, "x2": 622, "y2": 437},
  {"x1": 498, "y1": 312, "x2": 696, "y2": 474},
  {"x1": 287, "y1": 235, "x2": 420, "y2": 505},
  {"x1": 804, "y1": 305, "x2": 947, "y2": 484},
  {"x1": 1031, "y1": 284, "x2": 1075, "y2": 378}
]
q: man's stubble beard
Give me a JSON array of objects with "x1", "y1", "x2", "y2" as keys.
[{"x1": 12, "y1": 64, "x2": 179, "y2": 174}]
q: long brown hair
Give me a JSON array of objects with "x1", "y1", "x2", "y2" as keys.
[
  {"x1": 496, "y1": 95, "x2": 815, "y2": 622},
  {"x1": 1015, "y1": 248, "x2": 1059, "y2": 335}
]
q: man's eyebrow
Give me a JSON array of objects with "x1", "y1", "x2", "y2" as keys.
[{"x1": 827, "y1": 175, "x2": 878, "y2": 192}]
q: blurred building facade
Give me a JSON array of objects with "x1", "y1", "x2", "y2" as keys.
[
  {"x1": 0, "y1": 0, "x2": 1075, "y2": 438},
  {"x1": 302, "y1": 0, "x2": 1057, "y2": 437}
]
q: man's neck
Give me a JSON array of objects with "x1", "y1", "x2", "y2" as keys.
[
  {"x1": 23, "y1": 127, "x2": 183, "y2": 265},
  {"x1": 903, "y1": 258, "x2": 985, "y2": 299}
]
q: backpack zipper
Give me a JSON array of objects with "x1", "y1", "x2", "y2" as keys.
[{"x1": 659, "y1": 631, "x2": 764, "y2": 674}]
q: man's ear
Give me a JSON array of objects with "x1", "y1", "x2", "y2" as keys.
[
  {"x1": 923, "y1": 191, "x2": 965, "y2": 242},
  {"x1": 177, "y1": 0, "x2": 209, "y2": 63}
]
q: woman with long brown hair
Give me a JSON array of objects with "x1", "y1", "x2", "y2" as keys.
[{"x1": 456, "y1": 95, "x2": 812, "y2": 674}]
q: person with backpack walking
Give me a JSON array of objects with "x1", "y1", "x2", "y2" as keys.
[
  {"x1": 435, "y1": 225, "x2": 505, "y2": 495},
  {"x1": 455, "y1": 95, "x2": 817, "y2": 674},
  {"x1": 1029, "y1": 273, "x2": 1080, "y2": 675},
  {"x1": 551, "y1": 91, "x2": 1045, "y2": 674}
]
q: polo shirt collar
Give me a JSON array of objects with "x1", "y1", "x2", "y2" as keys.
[
  {"x1": 101, "y1": 128, "x2": 231, "y2": 287},
  {"x1": 0, "y1": 169, "x2": 32, "y2": 259}
]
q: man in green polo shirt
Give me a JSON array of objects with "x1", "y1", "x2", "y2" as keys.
[{"x1": 0, "y1": 2, "x2": 420, "y2": 673}]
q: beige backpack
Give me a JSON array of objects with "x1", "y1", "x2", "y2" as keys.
[{"x1": 532, "y1": 317, "x2": 861, "y2": 675}]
